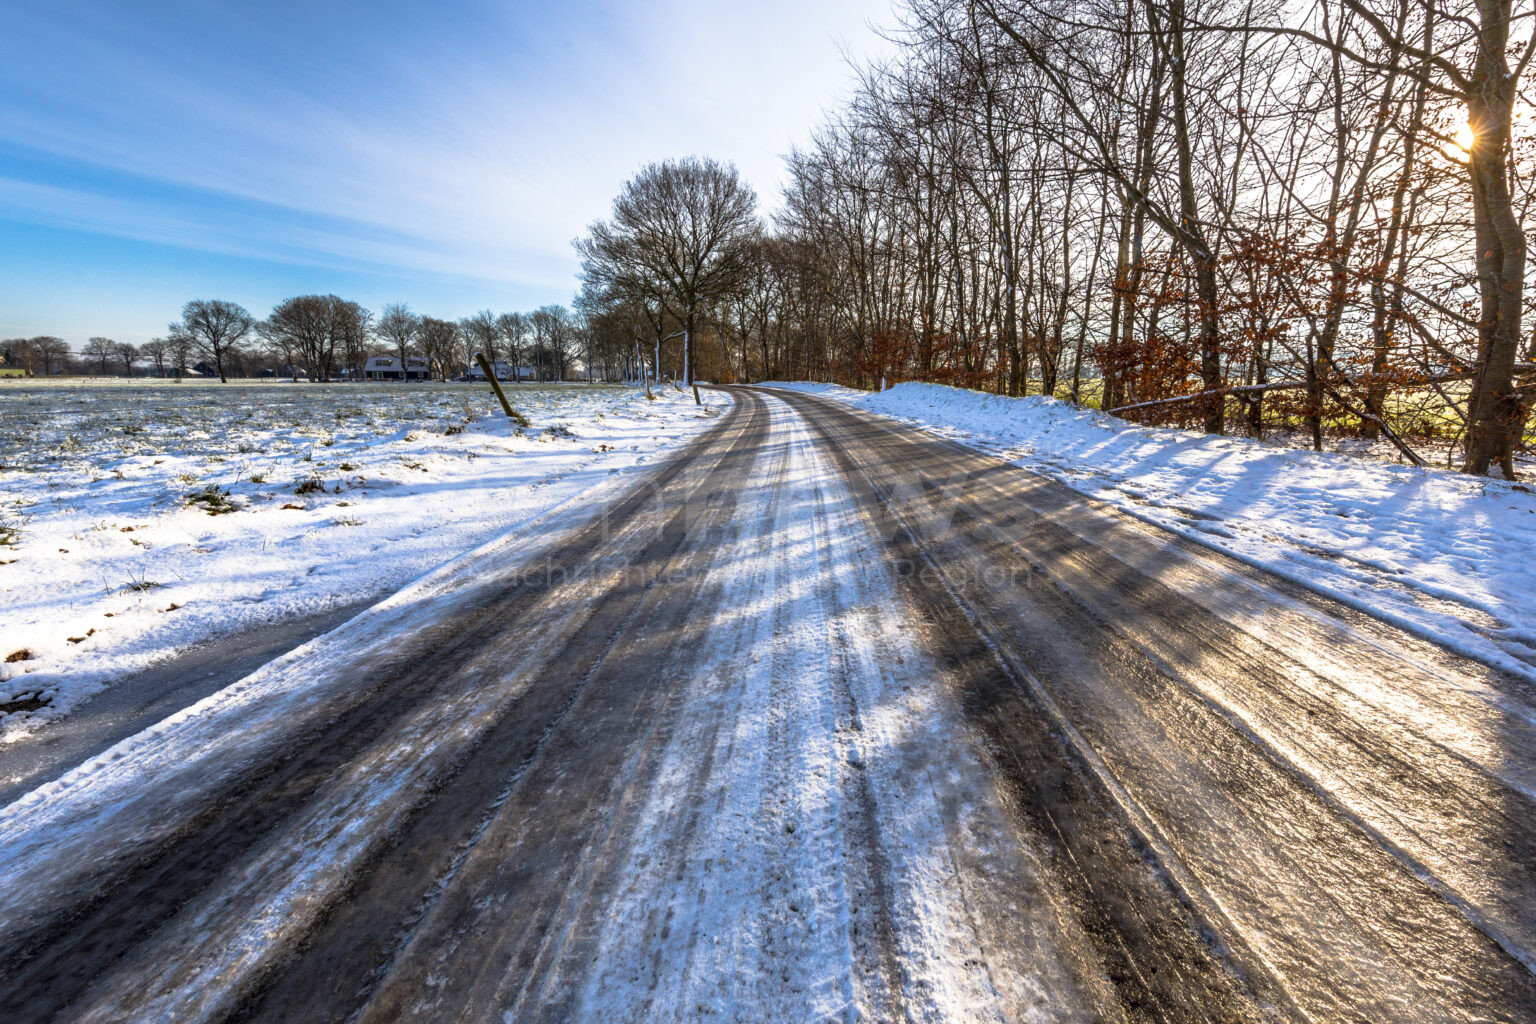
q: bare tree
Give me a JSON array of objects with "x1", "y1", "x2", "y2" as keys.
[
  {"x1": 165, "y1": 334, "x2": 192, "y2": 378},
  {"x1": 140, "y1": 338, "x2": 169, "y2": 378},
  {"x1": 577, "y1": 281, "x2": 663, "y2": 392},
  {"x1": 377, "y1": 303, "x2": 421, "y2": 380},
  {"x1": 257, "y1": 322, "x2": 301, "y2": 381},
  {"x1": 419, "y1": 316, "x2": 461, "y2": 380},
  {"x1": 26, "y1": 337, "x2": 68, "y2": 376},
  {"x1": 496, "y1": 312, "x2": 528, "y2": 381},
  {"x1": 577, "y1": 156, "x2": 760, "y2": 403},
  {"x1": 114, "y1": 341, "x2": 138, "y2": 376},
  {"x1": 460, "y1": 310, "x2": 501, "y2": 371},
  {"x1": 706, "y1": 0, "x2": 1534, "y2": 476},
  {"x1": 1188, "y1": 0, "x2": 1535, "y2": 475},
  {"x1": 334, "y1": 300, "x2": 373, "y2": 381},
  {"x1": 171, "y1": 300, "x2": 255, "y2": 383},
  {"x1": 3, "y1": 338, "x2": 37, "y2": 374},
  {"x1": 545, "y1": 305, "x2": 578, "y2": 381},
  {"x1": 528, "y1": 305, "x2": 576, "y2": 381},
  {"x1": 260, "y1": 295, "x2": 366, "y2": 382},
  {"x1": 261, "y1": 296, "x2": 331, "y2": 382},
  {"x1": 83, "y1": 337, "x2": 116, "y2": 375}
]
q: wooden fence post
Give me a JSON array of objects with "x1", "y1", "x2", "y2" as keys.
[{"x1": 476, "y1": 353, "x2": 530, "y2": 427}]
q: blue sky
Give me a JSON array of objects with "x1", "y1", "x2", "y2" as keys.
[{"x1": 0, "y1": 0, "x2": 896, "y2": 346}]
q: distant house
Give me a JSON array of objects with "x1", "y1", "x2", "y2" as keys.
[
  {"x1": 260, "y1": 365, "x2": 310, "y2": 379},
  {"x1": 466, "y1": 361, "x2": 536, "y2": 382},
  {"x1": 364, "y1": 355, "x2": 431, "y2": 381}
]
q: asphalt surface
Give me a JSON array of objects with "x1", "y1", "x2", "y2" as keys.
[
  {"x1": 0, "y1": 602, "x2": 371, "y2": 808},
  {"x1": 1, "y1": 385, "x2": 1533, "y2": 1023}
]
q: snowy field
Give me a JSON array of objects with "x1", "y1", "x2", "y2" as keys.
[
  {"x1": 763, "y1": 381, "x2": 1536, "y2": 682},
  {"x1": 0, "y1": 379, "x2": 728, "y2": 736}
]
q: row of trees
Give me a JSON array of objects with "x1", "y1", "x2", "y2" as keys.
[
  {"x1": 573, "y1": 0, "x2": 1535, "y2": 477},
  {"x1": 4, "y1": 330, "x2": 255, "y2": 379},
  {"x1": 439, "y1": 304, "x2": 601, "y2": 384},
  {"x1": 177, "y1": 297, "x2": 594, "y2": 384},
  {"x1": 3, "y1": 298, "x2": 617, "y2": 384},
  {"x1": 3, "y1": 333, "x2": 254, "y2": 378},
  {"x1": 2, "y1": 336, "x2": 74, "y2": 376}
]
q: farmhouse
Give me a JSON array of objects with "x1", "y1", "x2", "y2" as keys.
[
  {"x1": 466, "y1": 361, "x2": 536, "y2": 381},
  {"x1": 363, "y1": 356, "x2": 431, "y2": 381}
]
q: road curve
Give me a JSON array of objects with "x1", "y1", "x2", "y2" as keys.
[{"x1": 0, "y1": 385, "x2": 1532, "y2": 1023}]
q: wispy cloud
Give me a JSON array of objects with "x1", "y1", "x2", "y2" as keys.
[{"x1": 0, "y1": 0, "x2": 896, "y2": 339}]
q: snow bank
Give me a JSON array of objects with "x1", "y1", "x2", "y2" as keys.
[
  {"x1": 763, "y1": 380, "x2": 1536, "y2": 680},
  {"x1": 0, "y1": 380, "x2": 728, "y2": 736}
]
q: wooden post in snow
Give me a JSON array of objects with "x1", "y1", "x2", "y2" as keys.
[{"x1": 476, "y1": 353, "x2": 529, "y2": 427}]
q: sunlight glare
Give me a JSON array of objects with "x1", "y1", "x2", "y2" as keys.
[{"x1": 1453, "y1": 120, "x2": 1475, "y2": 155}]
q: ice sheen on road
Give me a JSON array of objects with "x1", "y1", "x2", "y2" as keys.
[
  {"x1": 0, "y1": 380, "x2": 730, "y2": 737},
  {"x1": 762, "y1": 381, "x2": 1536, "y2": 684},
  {"x1": 563, "y1": 397, "x2": 1105, "y2": 1022},
  {"x1": 0, "y1": 391, "x2": 1108, "y2": 1022},
  {"x1": 764, "y1": 383, "x2": 1536, "y2": 1018}
]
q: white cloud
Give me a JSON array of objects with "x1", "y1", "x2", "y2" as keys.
[{"x1": 0, "y1": 0, "x2": 898, "y2": 304}]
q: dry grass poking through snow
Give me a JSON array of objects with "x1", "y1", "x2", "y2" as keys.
[{"x1": 0, "y1": 378, "x2": 727, "y2": 735}]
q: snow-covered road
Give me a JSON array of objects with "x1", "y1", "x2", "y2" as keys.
[{"x1": 1, "y1": 387, "x2": 1533, "y2": 1022}]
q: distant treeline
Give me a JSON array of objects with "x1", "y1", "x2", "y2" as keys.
[{"x1": 0, "y1": 297, "x2": 648, "y2": 385}]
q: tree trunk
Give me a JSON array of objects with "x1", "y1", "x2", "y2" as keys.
[
  {"x1": 1462, "y1": 0, "x2": 1528, "y2": 478},
  {"x1": 1166, "y1": 0, "x2": 1222, "y2": 433},
  {"x1": 685, "y1": 310, "x2": 701, "y2": 405}
]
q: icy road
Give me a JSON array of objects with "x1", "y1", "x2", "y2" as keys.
[{"x1": 2, "y1": 387, "x2": 1535, "y2": 1023}]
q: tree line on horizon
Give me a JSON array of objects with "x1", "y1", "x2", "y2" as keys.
[
  {"x1": 0, "y1": 297, "x2": 648, "y2": 385},
  {"x1": 573, "y1": 0, "x2": 1535, "y2": 478}
]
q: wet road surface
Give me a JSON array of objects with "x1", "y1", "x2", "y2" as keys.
[{"x1": 1, "y1": 385, "x2": 1533, "y2": 1022}]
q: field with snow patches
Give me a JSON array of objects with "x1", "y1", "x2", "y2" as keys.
[
  {"x1": 0, "y1": 379, "x2": 728, "y2": 736},
  {"x1": 764, "y1": 381, "x2": 1536, "y2": 682}
]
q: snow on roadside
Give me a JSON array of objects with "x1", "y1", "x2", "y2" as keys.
[
  {"x1": 760, "y1": 380, "x2": 1536, "y2": 681},
  {"x1": 0, "y1": 380, "x2": 728, "y2": 737}
]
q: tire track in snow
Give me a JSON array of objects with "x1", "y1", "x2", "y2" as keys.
[
  {"x1": 773, "y1": 385, "x2": 1536, "y2": 1024},
  {"x1": 0, "y1": 392, "x2": 761, "y2": 1023},
  {"x1": 550, "y1": 393, "x2": 1113, "y2": 1023},
  {"x1": 343, "y1": 394, "x2": 774, "y2": 1022}
]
